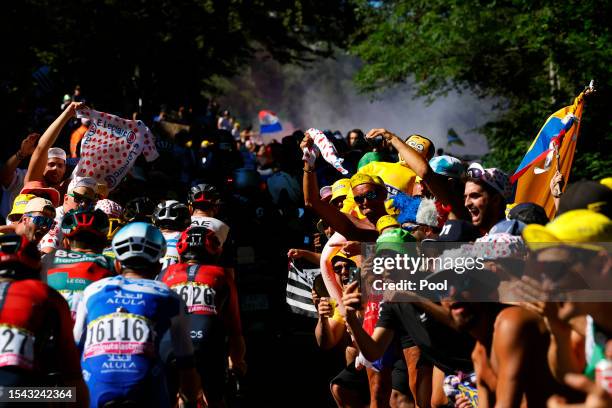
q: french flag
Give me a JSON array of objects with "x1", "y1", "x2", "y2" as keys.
[{"x1": 259, "y1": 110, "x2": 283, "y2": 134}]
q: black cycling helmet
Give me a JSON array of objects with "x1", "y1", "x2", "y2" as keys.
[
  {"x1": 153, "y1": 200, "x2": 191, "y2": 231},
  {"x1": 0, "y1": 234, "x2": 41, "y2": 279},
  {"x1": 188, "y1": 184, "x2": 221, "y2": 207},
  {"x1": 61, "y1": 208, "x2": 110, "y2": 239},
  {"x1": 123, "y1": 197, "x2": 156, "y2": 222},
  {"x1": 176, "y1": 226, "x2": 221, "y2": 263}
]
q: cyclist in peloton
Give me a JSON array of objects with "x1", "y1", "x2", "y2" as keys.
[
  {"x1": 153, "y1": 200, "x2": 191, "y2": 270},
  {"x1": 159, "y1": 226, "x2": 246, "y2": 408},
  {"x1": 73, "y1": 222, "x2": 201, "y2": 408},
  {"x1": 43, "y1": 208, "x2": 115, "y2": 321},
  {"x1": 0, "y1": 234, "x2": 89, "y2": 406}
]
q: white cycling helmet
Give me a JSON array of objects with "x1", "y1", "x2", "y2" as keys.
[
  {"x1": 112, "y1": 222, "x2": 167, "y2": 268},
  {"x1": 153, "y1": 200, "x2": 191, "y2": 231}
]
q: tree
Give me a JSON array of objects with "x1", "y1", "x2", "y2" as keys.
[
  {"x1": 349, "y1": 0, "x2": 612, "y2": 180},
  {"x1": 0, "y1": 0, "x2": 356, "y2": 117}
]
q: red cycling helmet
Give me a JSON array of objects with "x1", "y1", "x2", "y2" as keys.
[
  {"x1": 61, "y1": 208, "x2": 109, "y2": 238},
  {"x1": 176, "y1": 226, "x2": 221, "y2": 259},
  {"x1": 0, "y1": 234, "x2": 41, "y2": 277}
]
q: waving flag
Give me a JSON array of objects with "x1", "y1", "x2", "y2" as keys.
[
  {"x1": 286, "y1": 260, "x2": 319, "y2": 318},
  {"x1": 258, "y1": 110, "x2": 283, "y2": 134},
  {"x1": 447, "y1": 128, "x2": 465, "y2": 146},
  {"x1": 511, "y1": 89, "x2": 588, "y2": 218}
]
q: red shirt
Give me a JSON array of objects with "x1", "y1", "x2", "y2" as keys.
[
  {"x1": 0, "y1": 279, "x2": 81, "y2": 377},
  {"x1": 160, "y1": 263, "x2": 242, "y2": 336}
]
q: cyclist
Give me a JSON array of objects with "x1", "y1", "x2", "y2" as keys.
[
  {"x1": 122, "y1": 196, "x2": 156, "y2": 223},
  {"x1": 94, "y1": 199, "x2": 124, "y2": 259},
  {"x1": 153, "y1": 200, "x2": 191, "y2": 270},
  {"x1": 187, "y1": 184, "x2": 229, "y2": 248},
  {"x1": 0, "y1": 234, "x2": 88, "y2": 406},
  {"x1": 43, "y1": 208, "x2": 115, "y2": 321},
  {"x1": 159, "y1": 226, "x2": 246, "y2": 408},
  {"x1": 73, "y1": 222, "x2": 201, "y2": 407}
]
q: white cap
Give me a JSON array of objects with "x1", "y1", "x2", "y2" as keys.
[
  {"x1": 68, "y1": 177, "x2": 98, "y2": 197},
  {"x1": 24, "y1": 197, "x2": 55, "y2": 214},
  {"x1": 48, "y1": 147, "x2": 67, "y2": 161}
]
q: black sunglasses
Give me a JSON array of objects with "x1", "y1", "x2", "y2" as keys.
[
  {"x1": 353, "y1": 190, "x2": 379, "y2": 204},
  {"x1": 467, "y1": 167, "x2": 483, "y2": 179},
  {"x1": 69, "y1": 192, "x2": 94, "y2": 205}
]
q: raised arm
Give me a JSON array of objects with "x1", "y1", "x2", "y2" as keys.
[
  {"x1": 25, "y1": 102, "x2": 82, "y2": 183},
  {"x1": 0, "y1": 133, "x2": 39, "y2": 188},
  {"x1": 301, "y1": 136, "x2": 378, "y2": 242},
  {"x1": 366, "y1": 128, "x2": 469, "y2": 220},
  {"x1": 341, "y1": 281, "x2": 394, "y2": 361}
]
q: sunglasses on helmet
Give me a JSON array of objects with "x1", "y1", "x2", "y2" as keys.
[{"x1": 466, "y1": 167, "x2": 484, "y2": 179}]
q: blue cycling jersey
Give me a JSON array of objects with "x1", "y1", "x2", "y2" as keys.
[{"x1": 73, "y1": 275, "x2": 193, "y2": 408}]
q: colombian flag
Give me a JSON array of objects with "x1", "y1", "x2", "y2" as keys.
[{"x1": 511, "y1": 91, "x2": 586, "y2": 219}]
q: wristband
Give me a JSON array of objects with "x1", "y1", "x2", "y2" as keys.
[
  {"x1": 15, "y1": 151, "x2": 25, "y2": 161},
  {"x1": 303, "y1": 167, "x2": 314, "y2": 174}
]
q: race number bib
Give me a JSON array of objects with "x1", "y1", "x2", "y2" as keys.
[
  {"x1": 171, "y1": 283, "x2": 216, "y2": 314},
  {"x1": 83, "y1": 313, "x2": 153, "y2": 359},
  {"x1": 0, "y1": 324, "x2": 35, "y2": 370}
]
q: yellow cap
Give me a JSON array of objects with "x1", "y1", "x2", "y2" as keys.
[
  {"x1": 522, "y1": 209, "x2": 612, "y2": 251},
  {"x1": 331, "y1": 178, "x2": 350, "y2": 203},
  {"x1": 601, "y1": 177, "x2": 612, "y2": 190},
  {"x1": 349, "y1": 173, "x2": 385, "y2": 189},
  {"x1": 405, "y1": 134, "x2": 434, "y2": 160},
  {"x1": 8, "y1": 194, "x2": 36, "y2": 222},
  {"x1": 376, "y1": 215, "x2": 400, "y2": 233},
  {"x1": 505, "y1": 202, "x2": 519, "y2": 218}
]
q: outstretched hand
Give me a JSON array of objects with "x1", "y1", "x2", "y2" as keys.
[
  {"x1": 366, "y1": 128, "x2": 396, "y2": 140},
  {"x1": 20, "y1": 133, "x2": 40, "y2": 156}
]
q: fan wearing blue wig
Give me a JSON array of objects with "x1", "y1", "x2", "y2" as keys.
[{"x1": 392, "y1": 192, "x2": 450, "y2": 241}]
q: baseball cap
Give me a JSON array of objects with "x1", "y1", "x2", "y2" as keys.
[
  {"x1": 319, "y1": 186, "x2": 332, "y2": 202},
  {"x1": 7, "y1": 194, "x2": 36, "y2": 222},
  {"x1": 20, "y1": 181, "x2": 60, "y2": 207},
  {"x1": 376, "y1": 228, "x2": 416, "y2": 254},
  {"x1": 489, "y1": 219, "x2": 526, "y2": 236},
  {"x1": 475, "y1": 232, "x2": 527, "y2": 260},
  {"x1": 557, "y1": 181, "x2": 612, "y2": 218},
  {"x1": 376, "y1": 215, "x2": 400, "y2": 233},
  {"x1": 331, "y1": 178, "x2": 351, "y2": 202},
  {"x1": 350, "y1": 173, "x2": 385, "y2": 190},
  {"x1": 522, "y1": 209, "x2": 612, "y2": 251},
  {"x1": 358, "y1": 152, "x2": 382, "y2": 170},
  {"x1": 429, "y1": 155, "x2": 465, "y2": 179},
  {"x1": 431, "y1": 219, "x2": 482, "y2": 242},
  {"x1": 68, "y1": 177, "x2": 97, "y2": 200},
  {"x1": 507, "y1": 202, "x2": 549, "y2": 225},
  {"x1": 600, "y1": 177, "x2": 612, "y2": 190},
  {"x1": 23, "y1": 197, "x2": 55, "y2": 214},
  {"x1": 330, "y1": 251, "x2": 357, "y2": 267},
  {"x1": 47, "y1": 147, "x2": 67, "y2": 161},
  {"x1": 405, "y1": 135, "x2": 435, "y2": 160},
  {"x1": 466, "y1": 163, "x2": 512, "y2": 201}
]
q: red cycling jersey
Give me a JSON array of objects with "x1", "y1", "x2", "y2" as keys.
[
  {"x1": 0, "y1": 279, "x2": 81, "y2": 381},
  {"x1": 159, "y1": 263, "x2": 242, "y2": 336}
]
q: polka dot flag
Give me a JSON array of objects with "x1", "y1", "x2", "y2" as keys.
[{"x1": 74, "y1": 109, "x2": 159, "y2": 190}]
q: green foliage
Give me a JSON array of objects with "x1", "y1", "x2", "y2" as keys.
[
  {"x1": 1, "y1": 0, "x2": 356, "y2": 112},
  {"x1": 350, "y1": 0, "x2": 612, "y2": 180}
]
